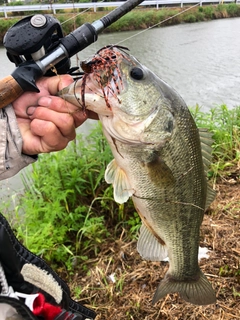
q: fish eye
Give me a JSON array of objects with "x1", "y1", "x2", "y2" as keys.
[{"x1": 130, "y1": 67, "x2": 144, "y2": 80}]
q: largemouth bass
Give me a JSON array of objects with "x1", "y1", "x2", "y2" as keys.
[{"x1": 58, "y1": 46, "x2": 216, "y2": 306}]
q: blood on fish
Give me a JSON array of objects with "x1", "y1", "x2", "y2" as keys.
[{"x1": 79, "y1": 45, "x2": 131, "y2": 110}]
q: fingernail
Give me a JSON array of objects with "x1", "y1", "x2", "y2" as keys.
[
  {"x1": 26, "y1": 106, "x2": 37, "y2": 116},
  {"x1": 38, "y1": 97, "x2": 52, "y2": 107}
]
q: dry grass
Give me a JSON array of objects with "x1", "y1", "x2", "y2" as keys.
[{"x1": 65, "y1": 170, "x2": 240, "y2": 320}]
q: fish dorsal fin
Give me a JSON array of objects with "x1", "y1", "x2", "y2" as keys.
[
  {"x1": 198, "y1": 128, "x2": 216, "y2": 209},
  {"x1": 199, "y1": 128, "x2": 214, "y2": 174},
  {"x1": 137, "y1": 224, "x2": 168, "y2": 261},
  {"x1": 105, "y1": 159, "x2": 134, "y2": 204},
  {"x1": 205, "y1": 183, "x2": 216, "y2": 210}
]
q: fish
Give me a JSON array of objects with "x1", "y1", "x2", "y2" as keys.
[{"x1": 58, "y1": 45, "x2": 216, "y2": 306}]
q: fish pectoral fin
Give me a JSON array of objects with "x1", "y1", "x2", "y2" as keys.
[
  {"x1": 137, "y1": 224, "x2": 168, "y2": 261},
  {"x1": 152, "y1": 270, "x2": 216, "y2": 306},
  {"x1": 105, "y1": 159, "x2": 118, "y2": 184},
  {"x1": 105, "y1": 159, "x2": 134, "y2": 204}
]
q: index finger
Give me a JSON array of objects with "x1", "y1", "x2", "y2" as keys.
[
  {"x1": 38, "y1": 96, "x2": 99, "y2": 127},
  {"x1": 12, "y1": 75, "x2": 74, "y2": 117},
  {"x1": 43, "y1": 74, "x2": 74, "y2": 94}
]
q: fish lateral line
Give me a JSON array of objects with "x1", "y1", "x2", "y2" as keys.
[{"x1": 132, "y1": 194, "x2": 205, "y2": 211}]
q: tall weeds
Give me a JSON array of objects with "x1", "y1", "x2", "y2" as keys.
[
  {"x1": 16, "y1": 124, "x2": 118, "y2": 271},
  {"x1": 191, "y1": 104, "x2": 240, "y2": 182}
]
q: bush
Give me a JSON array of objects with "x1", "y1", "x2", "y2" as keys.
[
  {"x1": 183, "y1": 14, "x2": 196, "y2": 23},
  {"x1": 215, "y1": 4, "x2": 228, "y2": 18},
  {"x1": 195, "y1": 11, "x2": 205, "y2": 21},
  {"x1": 226, "y1": 3, "x2": 240, "y2": 16},
  {"x1": 203, "y1": 5, "x2": 214, "y2": 19}
]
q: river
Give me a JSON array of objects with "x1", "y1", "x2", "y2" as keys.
[{"x1": 1, "y1": 17, "x2": 240, "y2": 208}]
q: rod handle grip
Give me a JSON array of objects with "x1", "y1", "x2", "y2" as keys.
[{"x1": 0, "y1": 75, "x2": 23, "y2": 109}]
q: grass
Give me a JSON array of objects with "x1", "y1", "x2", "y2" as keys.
[
  {"x1": 14, "y1": 123, "x2": 137, "y2": 272},
  {"x1": 191, "y1": 104, "x2": 240, "y2": 183}
]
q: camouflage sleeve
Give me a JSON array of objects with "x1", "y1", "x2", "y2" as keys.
[{"x1": 0, "y1": 105, "x2": 37, "y2": 180}]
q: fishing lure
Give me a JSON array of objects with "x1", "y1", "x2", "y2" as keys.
[{"x1": 78, "y1": 45, "x2": 131, "y2": 110}]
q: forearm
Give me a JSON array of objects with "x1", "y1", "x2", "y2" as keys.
[{"x1": 0, "y1": 105, "x2": 36, "y2": 180}]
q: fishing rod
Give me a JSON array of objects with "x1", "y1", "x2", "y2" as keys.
[{"x1": 0, "y1": 0, "x2": 144, "y2": 109}]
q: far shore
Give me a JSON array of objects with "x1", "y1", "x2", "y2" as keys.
[{"x1": 0, "y1": 3, "x2": 240, "y2": 44}]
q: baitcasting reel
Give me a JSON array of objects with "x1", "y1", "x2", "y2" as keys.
[
  {"x1": 3, "y1": 14, "x2": 78, "y2": 76},
  {"x1": 0, "y1": 0, "x2": 144, "y2": 108}
]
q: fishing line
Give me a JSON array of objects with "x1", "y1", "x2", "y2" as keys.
[
  {"x1": 116, "y1": 2, "x2": 201, "y2": 46},
  {"x1": 60, "y1": 0, "x2": 106, "y2": 67},
  {"x1": 132, "y1": 194, "x2": 205, "y2": 211},
  {"x1": 60, "y1": 2, "x2": 201, "y2": 67},
  {"x1": 61, "y1": 8, "x2": 91, "y2": 25},
  {"x1": 60, "y1": 2, "x2": 201, "y2": 40},
  {"x1": 60, "y1": 0, "x2": 105, "y2": 25}
]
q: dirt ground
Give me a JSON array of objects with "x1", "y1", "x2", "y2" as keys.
[{"x1": 69, "y1": 171, "x2": 240, "y2": 320}]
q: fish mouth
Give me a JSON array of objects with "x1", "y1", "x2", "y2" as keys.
[
  {"x1": 59, "y1": 47, "x2": 131, "y2": 115},
  {"x1": 116, "y1": 105, "x2": 159, "y2": 127},
  {"x1": 100, "y1": 105, "x2": 160, "y2": 145},
  {"x1": 79, "y1": 67, "x2": 125, "y2": 112}
]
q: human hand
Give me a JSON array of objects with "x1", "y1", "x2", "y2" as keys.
[{"x1": 12, "y1": 75, "x2": 98, "y2": 155}]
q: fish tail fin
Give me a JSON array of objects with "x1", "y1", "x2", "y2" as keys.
[{"x1": 152, "y1": 271, "x2": 216, "y2": 306}]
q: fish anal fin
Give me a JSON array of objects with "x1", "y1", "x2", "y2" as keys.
[
  {"x1": 152, "y1": 270, "x2": 216, "y2": 306},
  {"x1": 137, "y1": 223, "x2": 168, "y2": 261},
  {"x1": 105, "y1": 159, "x2": 134, "y2": 204}
]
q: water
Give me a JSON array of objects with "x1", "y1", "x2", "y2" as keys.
[
  {"x1": 1, "y1": 17, "x2": 240, "y2": 207},
  {"x1": 72, "y1": 17, "x2": 240, "y2": 109}
]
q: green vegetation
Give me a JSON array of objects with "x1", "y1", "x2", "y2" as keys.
[
  {"x1": 0, "y1": 18, "x2": 19, "y2": 40},
  {"x1": 14, "y1": 123, "x2": 137, "y2": 272},
  {"x1": 191, "y1": 104, "x2": 240, "y2": 183},
  {"x1": 7, "y1": 104, "x2": 238, "y2": 273},
  {"x1": 1, "y1": 4, "x2": 240, "y2": 44}
]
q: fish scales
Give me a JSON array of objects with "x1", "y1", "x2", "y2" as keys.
[
  {"x1": 110, "y1": 106, "x2": 205, "y2": 274},
  {"x1": 58, "y1": 46, "x2": 216, "y2": 306}
]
